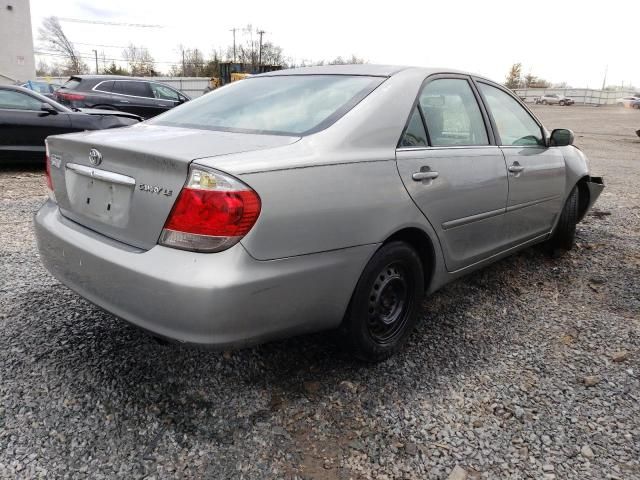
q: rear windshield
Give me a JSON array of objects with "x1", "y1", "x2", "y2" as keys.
[
  {"x1": 149, "y1": 75, "x2": 384, "y2": 136},
  {"x1": 61, "y1": 78, "x2": 81, "y2": 90}
]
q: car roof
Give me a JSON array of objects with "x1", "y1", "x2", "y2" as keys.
[
  {"x1": 70, "y1": 75, "x2": 147, "y2": 81},
  {"x1": 259, "y1": 64, "x2": 474, "y2": 79}
]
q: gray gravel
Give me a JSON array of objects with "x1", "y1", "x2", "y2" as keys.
[{"x1": 1, "y1": 106, "x2": 639, "y2": 479}]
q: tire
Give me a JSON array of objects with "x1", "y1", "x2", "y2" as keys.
[
  {"x1": 542, "y1": 100, "x2": 547, "y2": 105},
  {"x1": 559, "y1": 100, "x2": 565, "y2": 106},
  {"x1": 340, "y1": 241, "x2": 425, "y2": 362},
  {"x1": 548, "y1": 186, "x2": 579, "y2": 251}
]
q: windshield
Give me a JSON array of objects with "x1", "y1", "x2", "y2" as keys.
[{"x1": 149, "y1": 75, "x2": 384, "y2": 136}]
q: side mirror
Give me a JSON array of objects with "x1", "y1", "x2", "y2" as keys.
[
  {"x1": 550, "y1": 128, "x2": 574, "y2": 147},
  {"x1": 178, "y1": 95, "x2": 187, "y2": 104},
  {"x1": 40, "y1": 103, "x2": 58, "y2": 115}
]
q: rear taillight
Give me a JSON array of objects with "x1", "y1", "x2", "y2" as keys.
[
  {"x1": 159, "y1": 166, "x2": 261, "y2": 252},
  {"x1": 57, "y1": 92, "x2": 86, "y2": 101},
  {"x1": 44, "y1": 141, "x2": 56, "y2": 202}
]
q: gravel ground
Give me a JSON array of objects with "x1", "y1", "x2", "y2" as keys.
[{"x1": 1, "y1": 106, "x2": 639, "y2": 479}]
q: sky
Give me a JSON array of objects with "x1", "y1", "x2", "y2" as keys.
[{"x1": 30, "y1": 0, "x2": 639, "y2": 89}]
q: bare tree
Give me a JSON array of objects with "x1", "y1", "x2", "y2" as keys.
[
  {"x1": 329, "y1": 55, "x2": 367, "y2": 65},
  {"x1": 122, "y1": 44, "x2": 156, "y2": 76},
  {"x1": 38, "y1": 16, "x2": 87, "y2": 75}
]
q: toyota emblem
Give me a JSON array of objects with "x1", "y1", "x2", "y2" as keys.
[{"x1": 88, "y1": 148, "x2": 102, "y2": 166}]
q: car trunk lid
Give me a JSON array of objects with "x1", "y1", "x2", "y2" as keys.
[{"x1": 47, "y1": 124, "x2": 299, "y2": 250}]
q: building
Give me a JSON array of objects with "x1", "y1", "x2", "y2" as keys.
[{"x1": 0, "y1": 0, "x2": 36, "y2": 84}]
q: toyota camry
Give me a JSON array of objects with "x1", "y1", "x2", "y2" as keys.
[{"x1": 35, "y1": 65, "x2": 604, "y2": 361}]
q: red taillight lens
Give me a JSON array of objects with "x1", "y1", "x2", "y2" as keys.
[
  {"x1": 159, "y1": 167, "x2": 261, "y2": 252},
  {"x1": 58, "y1": 92, "x2": 86, "y2": 101},
  {"x1": 165, "y1": 189, "x2": 260, "y2": 237}
]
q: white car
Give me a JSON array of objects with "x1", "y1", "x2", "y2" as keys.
[{"x1": 616, "y1": 96, "x2": 640, "y2": 107}]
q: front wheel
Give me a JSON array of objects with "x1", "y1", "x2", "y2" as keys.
[
  {"x1": 340, "y1": 241, "x2": 425, "y2": 362},
  {"x1": 547, "y1": 186, "x2": 579, "y2": 252}
]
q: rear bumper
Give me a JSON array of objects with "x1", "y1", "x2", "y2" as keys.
[{"x1": 34, "y1": 201, "x2": 376, "y2": 347}]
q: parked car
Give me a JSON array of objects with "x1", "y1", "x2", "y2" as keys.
[
  {"x1": 54, "y1": 75, "x2": 190, "y2": 119},
  {"x1": 0, "y1": 85, "x2": 141, "y2": 161},
  {"x1": 35, "y1": 65, "x2": 604, "y2": 361},
  {"x1": 535, "y1": 94, "x2": 574, "y2": 106},
  {"x1": 616, "y1": 96, "x2": 640, "y2": 107},
  {"x1": 630, "y1": 99, "x2": 640, "y2": 109},
  {"x1": 21, "y1": 80, "x2": 62, "y2": 99}
]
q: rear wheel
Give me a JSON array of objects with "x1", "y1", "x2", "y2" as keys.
[
  {"x1": 542, "y1": 100, "x2": 548, "y2": 105},
  {"x1": 559, "y1": 100, "x2": 566, "y2": 106},
  {"x1": 547, "y1": 186, "x2": 579, "y2": 252},
  {"x1": 340, "y1": 241, "x2": 424, "y2": 362}
]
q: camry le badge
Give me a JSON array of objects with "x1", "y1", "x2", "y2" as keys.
[{"x1": 88, "y1": 148, "x2": 102, "y2": 166}]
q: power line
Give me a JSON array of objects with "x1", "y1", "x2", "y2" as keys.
[
  {"x1": 73, "y1": 41, "x2": 130, "y2": 49},
  {"x1": 34, "y1": 50, "x2": 180, "y2": 65},
  {"x1": 57, "y1": 17, "x2": 163, "y2": 28}
]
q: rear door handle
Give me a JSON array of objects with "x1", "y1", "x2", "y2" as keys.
[
  {"x1": 412, "y1": 170, "x2": 439, "y2": 181},
  {"x1": 509, "y1": 162, "x2": 525, "y2": 173},
  {"x1": 119, "y1": 99, "x2": 130, "y2": 103}
]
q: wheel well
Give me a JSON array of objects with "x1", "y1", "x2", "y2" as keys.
[
  {"x1": 384, "y1": 228, "x2": 435, "y2": 289},
  {"x1": 576, "y1": 176, "x2": 591, "y2": 222}
]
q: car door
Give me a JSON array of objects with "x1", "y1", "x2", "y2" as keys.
[
  {"x1": 396, "y1": 76, "x2": 510, "y2": 272},
  {"x1": 476, "y1": 81, "x2": 565, "y2": 245},
  {"x1": 112, "y1": 81, "x2": 156, "y2": 118},
  {"x1": 149, "y1": 83, "x2": 183, "y2": 115},
  {"x1": 0, "y1": 89, "x2": 72, "y2": 160}
]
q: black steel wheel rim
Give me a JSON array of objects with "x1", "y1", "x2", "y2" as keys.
[{"x1": 366, "y1": 262, "x2": 412, "y2": 345}]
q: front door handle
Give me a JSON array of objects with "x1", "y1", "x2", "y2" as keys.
[
  {"x1": 509, "y1": 162, "x2": 525, "y2": 173},
  {"x1": 412, "y1": 167, "x2": 439, "y2": 182},
  {"x1": 119, "y1": 99, "x2": 130, "y2": 103}
]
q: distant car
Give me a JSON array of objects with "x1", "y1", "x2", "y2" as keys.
[
  {"x1": 0, "y1": 85, "x2": 141, "y2": 161},
  {"x1": 535, "y1": 94, "x2": 574, "y2": 106},
  {"x1": 630, "y1": 99, "x2": 640, "y2": 109},
  {"x1": 616, "y1": 96, "x2": 640, "y2": 107},
  {"x1": 54, "y1": 75, "x2": 191, "y2": 119},
  {"x1": 21, "y1": 80, "x2": 62, "y2": 99}
]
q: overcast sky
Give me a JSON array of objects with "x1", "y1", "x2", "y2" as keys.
[{"x1": 30, "y1": 0, "x2": 638, "y2": 88}]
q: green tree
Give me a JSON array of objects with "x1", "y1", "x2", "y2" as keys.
[{"x1": 103, "y1": 62, "x2": 129, "y2": 75}]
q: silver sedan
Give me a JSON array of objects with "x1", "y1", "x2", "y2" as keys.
[{"x1": 35, "y1": 65, "x2": 604, "y2": 361}]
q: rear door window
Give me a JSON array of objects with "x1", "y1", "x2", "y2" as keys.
[
  {"x1": 418, "y1": 78, "x2": 489, "y2": 146},
  {"x1": 115, "y1": 81, "x2": 153, "y2": 98}
]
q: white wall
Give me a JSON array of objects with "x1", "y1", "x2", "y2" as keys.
[{"x1": 0, "y1": 0, "x2": 36, "y2": 84}]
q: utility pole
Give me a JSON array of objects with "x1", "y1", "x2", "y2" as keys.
[
  {"x1": 257, "y1": 29, "x2": 265, "y2": 68},
  {"x1": 92, "y1": 49, "x2": 98, "y2": 74},
  {"x1": 182, "y1": 49, "x2": 186, "y2": 77},
  {"x1": 601, "y1": 65, "x2": 608, "y2": 91},
  {"x1": 230, "y1": 27, "x2": 237, "y2": 63}
]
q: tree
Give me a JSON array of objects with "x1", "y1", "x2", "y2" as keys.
[
  {"x1": 103, "y1": 62, "x2": 129, "y2": 75},
  {"x1": 329, "y1": 55, "x2": 367, "y2": 65},
  {"x1": 504, "y1": 63, "x2": 522, "y2": 89},
  {"x1": 38, "y1": 16, "x2": 88, "y2": 75},
  {"x1": 122, "y1": 44, "x2": 156, "y2": 76}
]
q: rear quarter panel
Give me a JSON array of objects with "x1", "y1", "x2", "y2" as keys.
[{"x1": 239, "y1": 159, "x2": 431, "y2": 260}]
